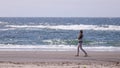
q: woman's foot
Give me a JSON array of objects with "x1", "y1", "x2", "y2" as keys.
[
  {"x1": 84, "y1": 54, "x2": 88, "y2": 57},
  {"x1": 75, "y1": 55, "x2": 79, "y2": 57}
]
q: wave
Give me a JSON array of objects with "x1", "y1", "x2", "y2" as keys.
[
  {"x1": 5, "y1": 24, "x2": 120, "y2": 31},
  {"x1": 0, "y1": 21, "x2": 8, "y2": 25},
  {"x1": 0, "y1": 44, "x2": 120, "y2": 51}
]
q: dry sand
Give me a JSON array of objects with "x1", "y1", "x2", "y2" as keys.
[{"x1": 0, "y1": 51, "x2": 120, "y2": 68}]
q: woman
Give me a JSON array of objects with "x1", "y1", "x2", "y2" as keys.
[{"x1": 76, "y1": 30, "x2": 88, "y2": 57}]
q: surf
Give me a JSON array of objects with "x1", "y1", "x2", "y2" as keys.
[{"x1": 5, "y1": 24, "x2": 120, "y2": 31}]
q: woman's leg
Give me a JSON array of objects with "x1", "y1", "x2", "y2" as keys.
[
  {"x1": 79, "y1": 42, "x2": 88, "y2": 57},
  {"x1": 76, "y1": 43, "x2": 80, "y2": 56}
]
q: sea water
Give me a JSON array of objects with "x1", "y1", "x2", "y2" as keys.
[{"x1": 0, "y1": 17, "x2": 120, "y2": 51}]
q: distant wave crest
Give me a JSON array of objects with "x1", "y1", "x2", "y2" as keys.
[
  {"x1": 5, "y1": 24, "x2": 120, "y2": 31},
  {"x1": 0, "y1": 21, "x2": 8, "y2": 24}
]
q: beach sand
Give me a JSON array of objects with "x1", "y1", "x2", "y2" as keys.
[{"x1": 0, "y1": 51, "x2": 120, "y2": 68}]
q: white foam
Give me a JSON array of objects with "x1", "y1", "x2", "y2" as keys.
[
  {"x1": 0, "y1": 44, "x2": 120, "y2": 51},
  {"x1": 0, "y1": 21, "x2": 8, "y2": 24},
  {"x1": 5, "y1": 24, "x2": 120, "y2": 31},
  {"x1": 0, "y1": 28, "x2": 16, "y2": 31}
]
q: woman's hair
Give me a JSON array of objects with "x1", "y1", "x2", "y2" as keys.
[{"x1": 80, "y1": 30, "x2": 83, "y2": 33}]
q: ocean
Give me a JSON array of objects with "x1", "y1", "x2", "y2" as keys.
[{"x1": 0, "y1": 17, "x2": 120, "y2": 51}]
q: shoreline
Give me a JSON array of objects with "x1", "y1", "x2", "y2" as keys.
[
  {"x1": 0, "y1": 46, "x2": 120, "y2": 51},
  {"x1": 0, "y1": 51, "x2": 120, "y2": 68}
]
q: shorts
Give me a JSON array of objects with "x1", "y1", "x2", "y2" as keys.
[{"x1": 78, "y1": 41, "x2": 83, "y2": 47}]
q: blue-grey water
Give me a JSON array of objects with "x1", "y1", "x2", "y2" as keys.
[{"x1": 0, "y1": 17, "x2": 120, "y2": 51}]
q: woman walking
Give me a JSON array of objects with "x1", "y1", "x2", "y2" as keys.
[{"x1": 76, "y1": 30, "x2": 88, "y2": 57}]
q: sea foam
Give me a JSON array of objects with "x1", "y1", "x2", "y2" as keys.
[
  {"x1": 5, "y1": 24, "x2": 120, "y2": 31},
  {"x1": 0, "y1": 44, "x2": 120, "y2": 51}
]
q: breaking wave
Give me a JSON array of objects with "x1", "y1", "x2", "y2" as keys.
[
  {"x1": 0, "y1": 44, "x2": 120, "y2": 51},
  {"x1": 5, "y1": 24, "x2": 120, "y2": 31}
]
